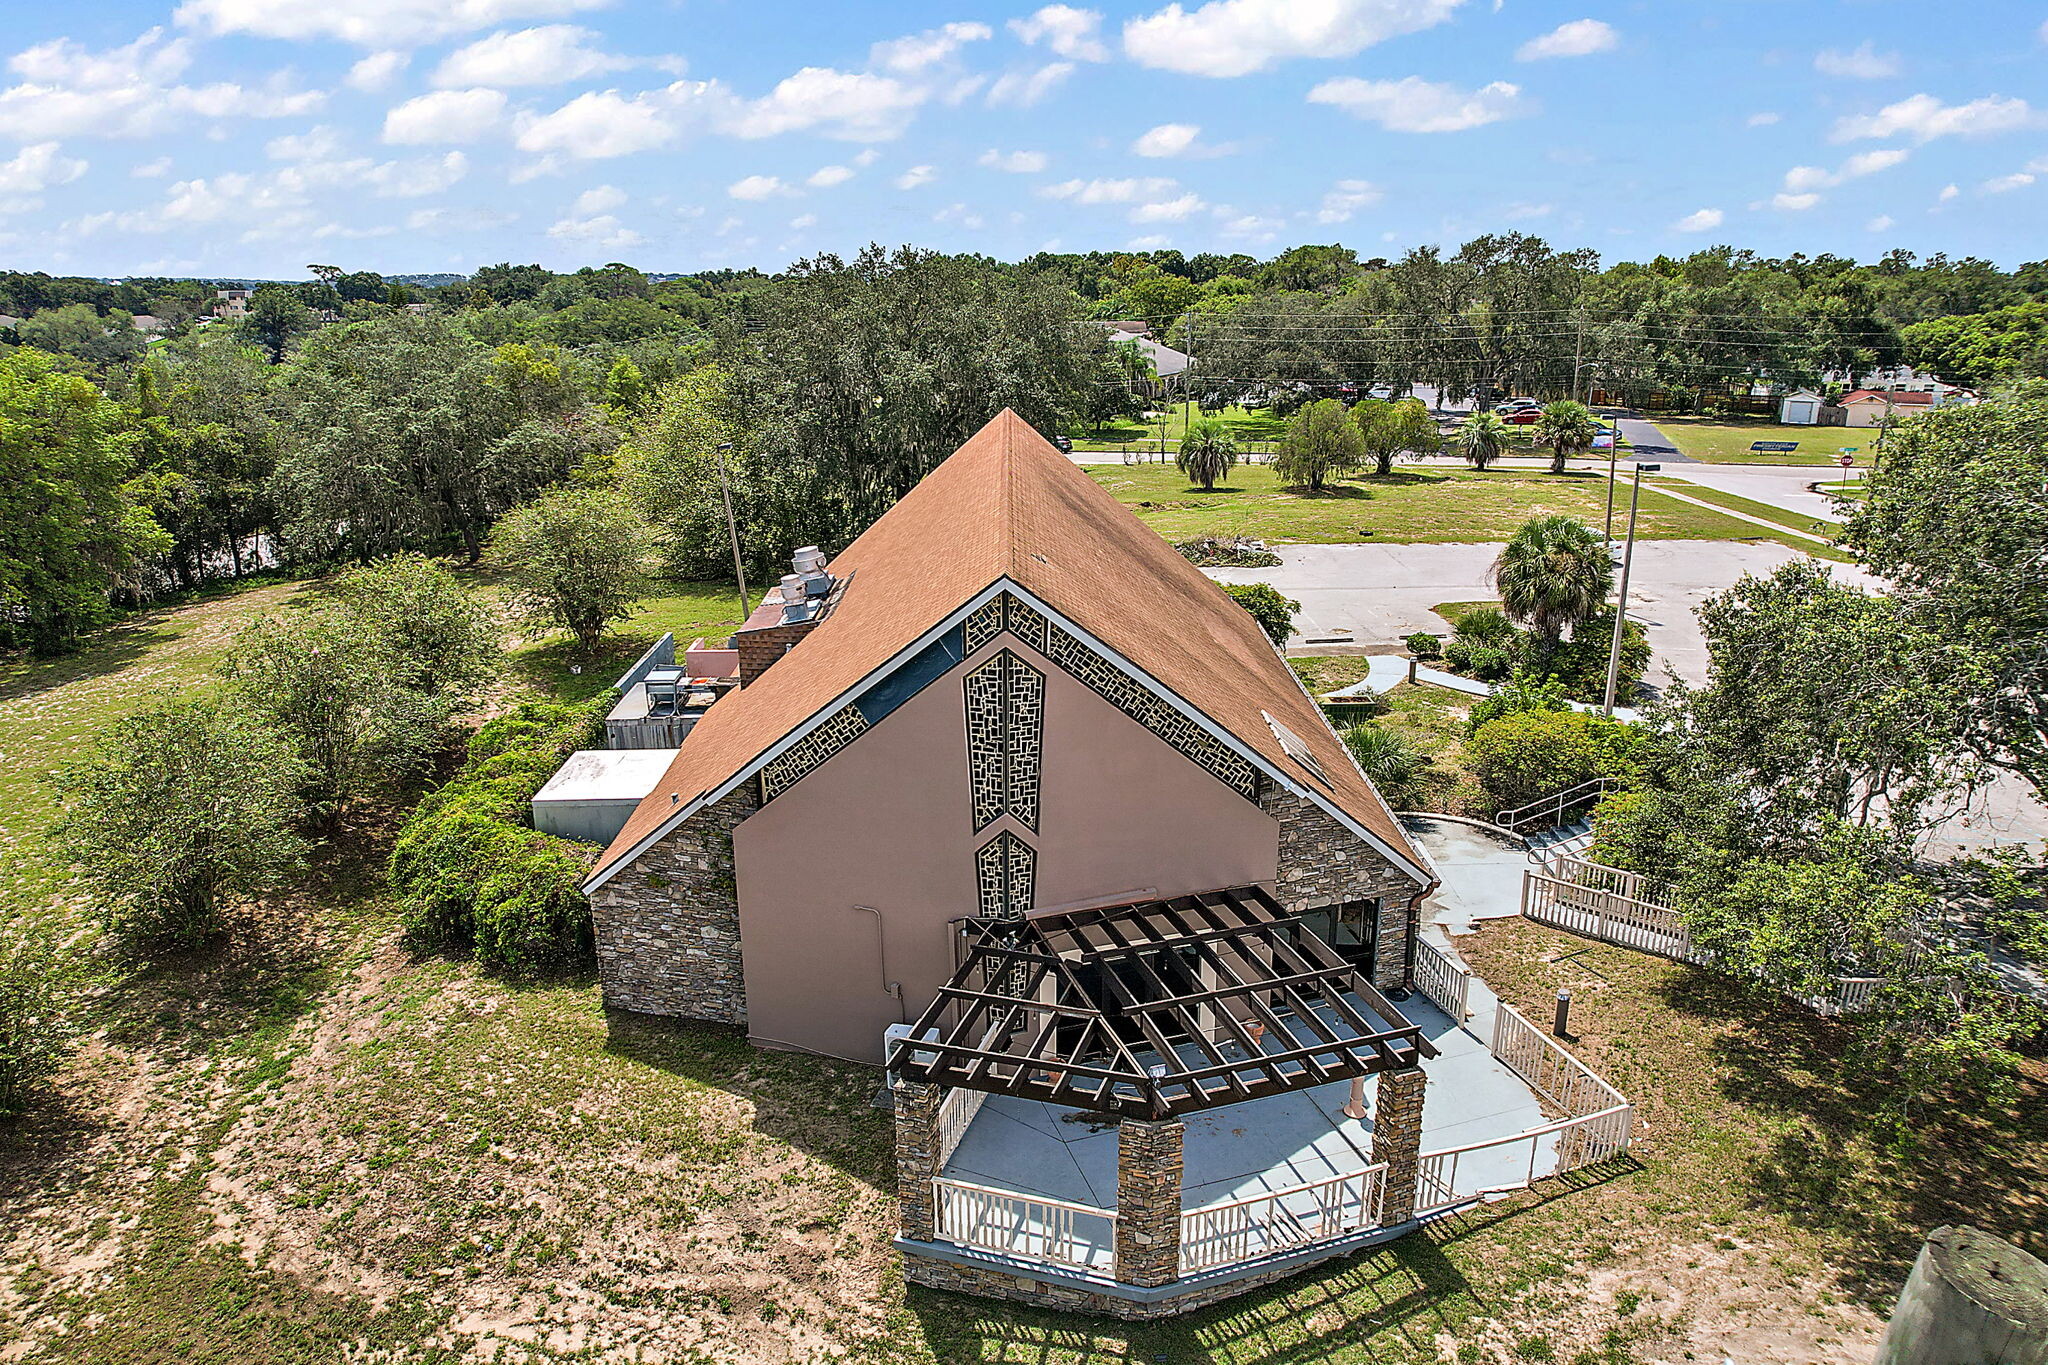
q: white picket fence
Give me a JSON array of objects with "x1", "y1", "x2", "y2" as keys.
[
  {"x1": 1414, "y1": 1002, "x2": 1635, "y2": 1214},
  {"x1": 1523, "y1": 854, "x2": 1903, "y2": 1015},
  {"x1": 1412, "y1": 936, "x2": 1472, "y2": 1020},
  {"x1": 934, "y1": 1085, "x2": 987, "y2": 1165},
  {"x1": 1179, "y1": 1165, "x2": 1389, "y2": 1275},
  {"x1": 1524, "y1": 856, "x2": 1693, "y2": 960},
  {"x1": 932, "y1": 1178, "x2": 1117, "y2": 1272}
]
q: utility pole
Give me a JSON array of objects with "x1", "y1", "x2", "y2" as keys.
[
  {"x1": 715, "y1": 441, "x2": 751, "y2": 620},
  {"x1": 1603, "y1": 426, "x2": 1620, "y2": 544},
  {"x1": 1572, "y1": 310, "x2": 1586, "y2": 405},
  {"x1": 1603, "y1": 462, "x2": 1659, "y2": 716}
]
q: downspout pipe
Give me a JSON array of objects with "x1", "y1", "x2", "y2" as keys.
[{"x1": 1402, "y1": 879, "x2": 1441, "y2": 992}]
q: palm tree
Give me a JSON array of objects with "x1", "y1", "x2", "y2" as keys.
[
  {"x1": 1459, "y1": 411, "x2": 1511, "y2": 471},
  {"x1": 1534, "y1": 400, "x2": 1600, "y2": 475},
  {"x1": 1342, "y1": 722, "x2": 1429, "y2": 808},
  {"x1": 1492, "y1": 514, "x2": 1614, "y2": 670},
  {"x1": 1176, "y1": 417, "x2": 1239, "y2": 491}
]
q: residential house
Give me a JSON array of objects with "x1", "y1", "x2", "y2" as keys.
[
  {"x1": 1837, "y1": 388, "x2": 1939, "y2": 427},
  {"x1": 213, "y1": 288, "x2": 253, "y2": 319},
  {"x1": 574, "y1": 411, "x2": 1620, "y2": 1315}
]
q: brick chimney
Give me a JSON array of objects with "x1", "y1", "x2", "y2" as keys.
[{"x1": 732, "y1": 547, "x2": 836, "y2": 687}]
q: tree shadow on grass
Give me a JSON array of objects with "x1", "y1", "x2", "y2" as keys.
[
  {"x1": 1654, "y1": 964, "x2": 2048, "y2": 1299},
  {"x1": 910, "y1": 1228, "x2": 1475, "y2": 1365}
]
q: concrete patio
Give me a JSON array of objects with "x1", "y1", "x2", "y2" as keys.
[{"x1": 935, "y1": 987, "x2": 1553, "y2": 1271}]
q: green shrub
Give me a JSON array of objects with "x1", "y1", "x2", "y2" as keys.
[
  {"x1": 392, "y1": 699, "x2": 606, "y2": 973},
  {"x1": 0, "y1": 937, "x2": 69, "y2": 1117},
  {"x1": 1466, "y1": 673, "x2": 1569, "y2": 737},
  {"x1": 1442, "y1": 638, "x2": 1472, "y2": 671},
  {"x1": 1541, "y1": 610, "x2": 1651, "y2": 703},
  {"x1": 1404, "y1": 631, "x2": 1442, "y2": 658},
  {"x1": 1468, "y1": 708, "x2": 1602, "y2": 814},
  {"x1": 1223, "y1": 582, "x2": 1300, "y2": 646},
  {"x1": 1342, "y1": 723, "x2": 1431, "y2": 808},
  {"x1": 1453, "y1": 606, "x2": 1516, "y2": 645},
  {"x1": 1465, "y1": 643, "x2": 1513, "y2": 681}
]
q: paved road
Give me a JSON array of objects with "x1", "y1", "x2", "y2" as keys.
[
  {"x1": 1662, "y1": 462, "x2": 1854, "y2": 522},
  {"x1": 1608, "y1": 412, "x2": 1697, "y2": 464},
  {"x1": 1207, "y1": 540, "x2": 1879, "y2": 687}
]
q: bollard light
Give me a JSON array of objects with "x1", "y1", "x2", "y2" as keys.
[{"x1": 1553, "y1": 989, "x2": 1572, "y2": 1039}]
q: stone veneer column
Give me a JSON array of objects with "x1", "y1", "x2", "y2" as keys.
[
  {"x1": 1371, "y1": 1066, "x2": 1427, "y2": 1225},
  {"x1": 894, "y1": 1079, "x2": 943, "y2": 1243},
  {"x1": 1114, "y1": 1118, "x2": 1184, "y2": 1287}
]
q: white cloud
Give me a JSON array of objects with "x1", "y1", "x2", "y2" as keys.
[
  {"x1": 934, "y1": 201, "x2": 986, "y2": 229},
  {"x1": 572, "y1": 183, "x2": 625, "y2": 214},
  {"x1": 1866, "y1": 214, "x2": 1894, "y2": 232},
  {"x1": 979, "y1": 148, "x2": 1048, "y2": 173},
  {"x1": 1307, "y1": 76, "x2": 1526, "y2": 133},
  {"x1": 515, "y1": 84, "x2": 713, "y2": 158},
  {"x1": 869, "y1": 21, "x2": 992, "y2": 73},
  {"x1": 347, "y1": 51, "x2": 408, "y2": 92},
  {"x1": 1746, "y1": 111, "x2": 1780, "y2": 127},
  {"x1": 1982, "y1": 171, "x2": 2035, "y2": 193},
  {"x1": 1131, "y1": 192, "x2": 1204, "y2": 222},
  {"x1": 985, "y1": 62, "x2": 1074, "y2": 108},
  {"x1": 1218, "y1": 210, "x2": 1282, "y2": 242},
  {"x1": 0, "y1": 29, "x2": 324, "y2": 140},
  {"x1": 1814, "y1": 41, "x2": 1901, "y2": 79},
  {"x1": 1041, "y1": 176, "x2": 1177, "y2": 204},
  {"x1": 1937, "y1": 183, "x2": 1959, "y2": 202},
  {"x1": 434, "y1": 26, "x2": 664, "y2": 88},
  {"x1": 789, "y1": 212, "x2": 816, "y2": 229},
  {"x1": 0, "y1": 142, "x2": 88, "y2": 195},
  {"x1": 383, "y1": 88, "x2": 506, "y2": 144},
  {"x1": 894, "y1": 164, "x2": 936, "y2": 189},
  {"x1": 1123, "y1": 0, "x2": 1460, "y2": 78},
  {"x1": 1673, "y1": 207, "x2": 1723, "y2": 232},
  {"x1": 132, "y1": 155, "x2": 172, "y2": 177},
  {"x1": 408, "y1": 204, "x2": 515, "y2": 232},
  {"x1": 1010, "y1": 5, "x2": 1109, "y2": 61},
  {"x1": 1132, "y1": 122, "x2": 1202, "y2": 157},
  {"x1": 175, "y1": 0, "x2": 610, "y2": 46},
  {"x1": 1126, "y1": 233, "x2": 1172, "y2": 250},
  {"x1": 808, "y1": 164, "x2": 854, "y2": 187},
  {"x1": 1780, "y1": 147, "x2": 1909, "y2": 196},
  {"x1": 547, "y1": 211, "x2": 643, "y2": 248},
  {"x1": 1315, "y1": 178, "x2": 1380, "y2": 223},
  {"x1": 1503, "y1": 201, "x2": 1551, "y2": 221},
  {"x1": 1768, "y1": 192, "x2": 1820, "y2": 211},
  {"x1": 1515, "y1": 19, "x2": 1616, "y2": 61},
  {"x1": 1831, "y1": 92, "x2": 2035, "y2": 143},
  {"x1": 728, "y1": 67, "x2": 925, "y2": 140},
  {"x1": 258, "y1": 128, "x2": 472, "y2": 198},
  {"x1": 727, "y1": 173, "x2": 789, "y2": 200}
]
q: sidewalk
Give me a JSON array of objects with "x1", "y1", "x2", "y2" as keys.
[{"x1": 1327, "y1": 654, "x2": 1642, "y2": 724}]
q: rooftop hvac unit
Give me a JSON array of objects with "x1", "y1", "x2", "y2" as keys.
[
  {"x1": 778, "y1": 572, "x2": 805, "y2": 601},
  {"x1": 781, "y1": 599, "x2": 816, "y2": 624},
  {"x1": 802, "y1": 572, "x2": 833, "y2": 598},
  {"x1": 792, "y1": 545, "x2": 826, "y2": 575}
]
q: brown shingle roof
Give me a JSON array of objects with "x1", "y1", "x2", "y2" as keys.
[{"x1": 585, "y1": 409, "x2": 1429, "y2": 887}]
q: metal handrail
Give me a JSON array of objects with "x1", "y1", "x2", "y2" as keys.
[{"x1": 1495, "y1": 776, "x2": 1614, "y2": 832}]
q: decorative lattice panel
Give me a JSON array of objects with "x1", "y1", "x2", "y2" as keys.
[
  {"x1": 975, "y1": 831, "x2": 1036, "y2": 919},
  {"x1": 964, "y1": 650, "x2": 1043, "y2": 831},
  {"x1": 758, "y1": 704, "x2": 870, "y2": 801}
]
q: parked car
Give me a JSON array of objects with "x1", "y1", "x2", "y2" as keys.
[
  {"x1": 1052, "y1": 435, "x2": 1073, "y2": 453},
  {"x1": 1501, "y1": 407, "x2": 1542, "y2": 425},
  {"x1": 1495, "y1": 398, "x2": 1541, "y2": 414}
]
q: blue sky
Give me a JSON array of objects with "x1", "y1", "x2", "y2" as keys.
[{"x1": 2, "y1": 0, "x2": 2043, "y2": 279}]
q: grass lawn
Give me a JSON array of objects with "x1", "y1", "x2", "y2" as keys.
[
  {"x1": 9, "y1": 597, "x2": 2047, "y2": 1361},
  {"x1": 1651, "y1": 416, "x2": 1865, "y2": 466},
  {"x1": 1088, "y1": 462, "x2": 1836, "y2": 554}
]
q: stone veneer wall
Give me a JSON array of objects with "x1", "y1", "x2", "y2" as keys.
[
  {"x1": 589, "y1": 785, "x2": 758, "y2": 1024},
  {"x1": 901, "y1": 1249, "x2": 1355, "y2": 1320},
  {"x1": 1371, "y1": 1066, "x2": 1427, "y2": 1225},
  {"x1": 1259, "y1": 785, "x2": 1422, "y2": 991},
  {"x1": 1113, "y1": 1119, "x2": 1184, "y2": 1288}
]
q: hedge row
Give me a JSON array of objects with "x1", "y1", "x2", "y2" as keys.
[{"x1": 390, "y1": 699, "x2": 608, "y2": 974}]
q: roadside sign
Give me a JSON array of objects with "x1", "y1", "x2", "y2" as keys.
[
  {"x1": 1838, "y1": 453, "x2": 1855, "y2": 467},
  {"x1": 1838, "y1": 446, "x2": 1859, "y2": 454},
  {"x1": 1750, "y1": 440, "x2": 1800, "y2": 452}
]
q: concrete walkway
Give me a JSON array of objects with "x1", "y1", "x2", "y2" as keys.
[{"x1": 1325, "y1": 654, "x2": 1642, "y2": 723}]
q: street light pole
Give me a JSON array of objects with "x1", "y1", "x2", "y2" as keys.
[
  {"x1": 1602, "y1": 461, "x2": 1659, "y2": 717},
  {"x1": 714, "y1": 441, "x2": 751, "y2": 620}
]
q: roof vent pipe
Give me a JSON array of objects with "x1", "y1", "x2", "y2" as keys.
[
  {"x1": 792, "y1": 546, "x2": 827, "y2": 575},
  {"x1": 778, "y1": 573, "x2": 805, "y2": 603}
]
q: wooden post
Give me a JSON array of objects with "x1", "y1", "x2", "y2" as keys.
[{"x1": 1876, "y1": 1225, "x2": 2048, "y2": 1365}]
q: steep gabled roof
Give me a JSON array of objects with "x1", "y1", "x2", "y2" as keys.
[{"x1": 584, "y1": 409, "x2": 1429, "y2": 889}]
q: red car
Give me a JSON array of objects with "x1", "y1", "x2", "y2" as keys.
[{"x1": 1500, "y1": 407, "x2": 1542, "y2": 425}]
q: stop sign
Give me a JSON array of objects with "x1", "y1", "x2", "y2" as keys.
[{"x1": 1838, "y1": 453, "x2": 1854, "y2": 467}]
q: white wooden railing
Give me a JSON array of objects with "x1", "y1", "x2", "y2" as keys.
[
  {"x1": 1179, "y1": 1164, "x2": 1388, "y2": 1275},
  {"x1": 1417, "y1": 1104, "x2": 1632, "y2": 1214},
  {"x1": 1523, "y1": 860, "x2": 1693, "y2": 960},
  {"x1": 932, "y1": 1178, "x2": 1117, "y2": 1272},
  {"x1": 934, "y1": 1085, "x2": 987, "y2": 1166},
  {"x1": 1412, "y1": 937, "x2": 1472, "y2": 1020},
  {"x1": 1489, "y1": 1002, "x2": 1631, "y2": 1117}
]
